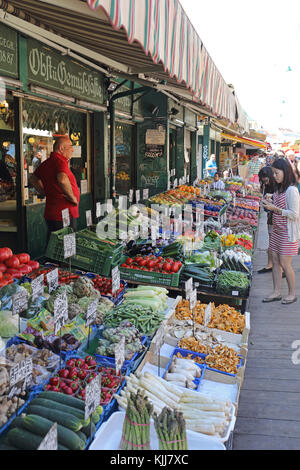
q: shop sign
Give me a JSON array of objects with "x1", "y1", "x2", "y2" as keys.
[
  {"x1": 0, "y1": 24, "x2": 18, "y2": 78},
  {"x1": 28, "y1": 38, "x2": 104, "y2": 105}
]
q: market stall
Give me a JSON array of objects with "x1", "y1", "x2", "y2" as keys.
[{"x1": 0, "y1": 176, "x2": 260, "y2": 451}]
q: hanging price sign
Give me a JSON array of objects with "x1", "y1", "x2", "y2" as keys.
[
  {"x1": 64, "y1": 233, "x2": 76, "y2": 259},
  {"x1": 115, "y1": 336, "x2": 125, "y2": 377},
  {"x1": 85, "y1": 298, "x2": 99, "y2": 328},
  {"x1": 31, "y1": 274, "x2": 44, "y2": 301},
  {"x1": 85, "y1": 375, "x2": 101, "y2": 421},
  {"x1": 12, "y1": 290, "x2": 28, "y2": 316},
  {"x1": 54, "y1": 292, "x2": 68, "y2": 335},
  {"x1": 86, "y1": 210, "x2": 93, "y2": 227},
  {"x1": 62, "y1": 208, "x2": 70, "y2": 228},
  {"x1": 111, "y1": 266, "x2": 120, "y2": 294},
  {"x1": 38, "y1": 423, "x2": 58, "y2": 451},
  {"x1": 46, "y1": 268, "x2": 59, "y2": 294}
]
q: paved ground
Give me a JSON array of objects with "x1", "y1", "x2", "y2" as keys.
[{"x1": 232, "y1": 214, "x2": 300, "y2": 450}]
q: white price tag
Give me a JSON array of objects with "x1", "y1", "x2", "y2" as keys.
[
  {"x1": 107, "y1": 199, "x2": 113, "y2": 213},
  {"x1": 204, "y1": 302, "x2": 212, "y2": 326},
  {"x1": 152, "y1": 326, "x2": 164, "y2": 355},
  {"x1": 118, "y1": 195, "x2": 127, "y2": 210},
  {"x1": 185, "y1": 277, "x2": 193, "y2": 299},
  {"x1": 62, "y1": 208, "x2": 70, "y2": 228},
  {"x1": 96, "y1": 202, "x2": 102, "y2": 218},
  {"x1": 9, "y1": 358, "x2": 33, "y2": 389},
  {"x1": 189, "y1": 289, "x2": 197, "y2": 311},
  {"x1": 12, "y1": 290, "x2": 28, "y2": 316},
  {"x1": 86, "y1": 210, "x2": 93, "y2": 227},
  {"x1": 86, "y1": 298, "x2": 99, "y2": 328},
  {"x1": 232, "y1": 290, "x2": 239, "y2": 297},
  {"x1": 46, "y1": 268, "x2": 59, "y2": 294},
  {"x1": 173, "y1": 178, "x2": 178, "y2": 188},
  {"x1": 64, "y1": 233, "x2": 76, "y2": 259},
  {"x1": 115, "y1": 336, "x2": 125, "y2": 376},
  {"x1": 129, "y1": 189, "x2": 133, "y2": 203},
  {"x1": 85, "y1": 375, "x2": 101, "y2": 421},
  {"x1": 31, "y1": 274, "x2": 44, "y2": 300},
  {"x1": 143, "y1": 189, "x2": 149, "y2": 200},
  {"x1": 135, "y1": 190, "x2": 140, "y2": 203},
  {"x1": 111, "y1": 266, "x2": 120, "y2": 294},
  {"x1": 38, "y1": 423, "x2": 58, "y2": 451},
  {"x1": 54, "y1": 292, "x2": 68, "y2": 334}
]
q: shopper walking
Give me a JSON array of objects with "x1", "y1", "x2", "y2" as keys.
[
  {"x1": 262, "y1": 158, "x2": 300, "y2": 304},
  {"x1": 30, "y1": 136, "x2": 80, "y2": 243},
  {"x1": 257, "y1": 166, "x2": 276, "y2": 273}
]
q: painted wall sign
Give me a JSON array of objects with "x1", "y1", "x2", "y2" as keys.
[
  {"x1": 0, "y1": 23, "x2": 18, "y2": 78},
  {"x1": 28, "y1": 39, "x2": 104, "y2": 104}
]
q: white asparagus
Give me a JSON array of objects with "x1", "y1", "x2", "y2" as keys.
[
  {"x1": 180, "y1": 392, "x2": 228, "y2": 406},
  {"x1": 184, "y1": 421, "x2": 216, "y2": 435},
  {"x1": 186, "y1": 380, "x2": 198, "y2": 390},
  {"x1": 143, "y1": 373, "x2": 183, "y2": 398},
  {"x1": 179, "y1": 407, "x2": 226, "y2": 419},
  {"x1": 168, "y1": 367, "x2": 197, "y2": 381},
  {"x1": 139, "y1": 377, "x2": 179, "y2": 408},
  {"x1": 179, "y1": 401, "x2": 227, "y2": 412},
  {"x1": 165, "y1": 372, "x2": 193, "y2": 383},
  {"x1": 173, "y1": 357, "x2": 200, "y2": 371},
  {"x1": 141, "y1": 375, "x2": 182, "y2": 404}
]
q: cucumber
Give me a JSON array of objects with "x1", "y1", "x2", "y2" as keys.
[
  {"x1": 25, "y1": 404, "x2": 83, "y2": 432},
  {"x1": 76, "y1": 430, "x2": 87, "y2": 444},
  {"x1": 22, "y1": 415, "x2": 85, "y2": 450},
  {"x1": 81, "y1": 420, "x2": 96, "y2": 438},
  {"x1": 39, "y1": 391, "x2": 85, "y2": 411},
  {"x1": 0, "y1": 443, "x2": 19, "y2": 450},
  {"x1": 29, "y1": 398, "x2": 89, "y2": 425},
  {"x1": 7, "y1": 427, "x2": 44, "y2": 450}
]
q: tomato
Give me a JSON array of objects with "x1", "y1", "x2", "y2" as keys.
[
  {"x1": 0, "y1": 264, "x2": 6, "y2": 273},
  {"x1": 27, "y1": 260, "x2": 40, "y2": 270},
  {"x1": 147, "y1": 260, "x2": 155, "y2": 269},
  {"x1": 162, "y1": 262, "x2": 172, "y2": 272},
  {"x1": 126, "y1": 258, "x2": 134, "y2": 265},
  {"x1": 5, "y1": 255, "x2": 20, "y2": 269},
  {"x1": 18, "y1": 264, "x2": 32, "y2": 275},
  {"x1": 170, "y1": 262, "x2": 180, "y2": 273},
  {"x1": 138, "y1": 259, "x2": 147, "y2": 267},
  {"x1": 6, "y1": 268, "x2": 23, "y2": 279},
  {"x1": 0, "y1": 247, "x2": 12, "y2": 263},
  {"x1": 16, "y1": 253, "x2": 30, "y2": 264}
]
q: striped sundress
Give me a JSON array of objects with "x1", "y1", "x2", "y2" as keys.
[{"x1": 269, "y1": 190, "x2": 299, "y2": 256}]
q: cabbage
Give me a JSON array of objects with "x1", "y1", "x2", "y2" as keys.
[{"x1": 0, "y1": 310, "x2": 18, "y2": 338}]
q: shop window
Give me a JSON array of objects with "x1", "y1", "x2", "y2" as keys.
[
  {"x1": 23, "y1": 100, "x2": 89, "y2": 204},
  {"x1": 109, "y1": 122, "x2": 133, "y2": 195}
]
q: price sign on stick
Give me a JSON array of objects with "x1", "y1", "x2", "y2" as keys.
[
  {"x1": 189, "y1": 289, "x2": 197, "y2": 337},
  {"x1": 143, "y1": 189, "x2": 149, "y2": 200},
  {"x1": 135, "y1": 190, "x2": 140, "y2": 203},
  {"x1": 204, "y1": 302, "x2": 212, "y2": 327},
  {"x1": 85, "y1": 298, "x2": 99, "y2": 328},
  {"x1": 129, "y1": 189, "x2": 133, "y2": 203},
  {"x1": 64, "y1": 233, "x2": 76, "y2": 259},
  {"x1": 107, "y1": 199, "x2": 113, "y2": 213},
  {"x1": 54, "y1": 292, "x2": 68, "y2": 335},
  {"x1": 46, "y1": 268, "x2": 59, "y2": 294},
  {"x1": 111, "y1": 266, "x2": 120, "y2": 294},
  {"x1": 152, "y1": 324, "x2": 165, "y2": 377},
  {"x1": 86, "y1": 210, "x2": 92, "y2": 227},
  {"x1": 115, "y1": 336, "x2": 125, "y2": 377},
  {"x1": 9, "y1": 357, "x2": 33, "y2": 398},
  {"x1": 185, "y1": 277, "x2": 193, "y2": 300},
  {"x1": 12, "y1": 290, "x2": 28, "y2": 316},
  {"x1": 96, "y1": 202, "x2": 102, "y2": 218},
  {"x1": 38, "y1": 423, "x2": 58, "y2": 451},
  {"x1": 85, "y1": 375, "x2": 101, "y2": 422},
  {"x1": 31, "y1": 274, "x2": 44, "y2": 301},
  {"x1": 62, "y1": 208, "x2": 70, "y2": 228}
]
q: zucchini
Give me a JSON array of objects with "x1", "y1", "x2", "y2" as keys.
[
  {"x1": 0, "y1": 443, "x2": 19, "y2": 450},
  {"x1": 76, "y1": 430, "x2": 87, "y2": 444},
  {"x1": 22, "y1": 415, "x2": 85, "y2": 450},
  {"x1": 25, "y1": 404, "x2": 83, "y2": 432},
  {"x1": 39, "y1": 391, "x2": 85, "y2": 411},
  {"x1": 29, "y1": 398, "x2": 89, "y2": 425},
  {"x1": 7, "y1": 427, "x2": 44, "y2": 450}
]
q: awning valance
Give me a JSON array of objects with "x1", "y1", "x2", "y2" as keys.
[{"x1": 221, "y1": 132, "x2": 267, "y2": 149}]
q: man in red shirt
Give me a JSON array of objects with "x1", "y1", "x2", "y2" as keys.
[{"x1": 30, "y1": 136, "x2": 80, "y2": 241}]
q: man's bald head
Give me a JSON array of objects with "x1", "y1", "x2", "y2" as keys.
[{"x1": 53, "y1": 136, "x2": 74, "y2": 160}]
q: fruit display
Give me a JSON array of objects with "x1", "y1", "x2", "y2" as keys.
[
  {"x1": 116, "y1": 171, "x2": 130, "y2": 181},
  {"x1": 0, "y1": 248, "x2": 39, "y2": 286}
]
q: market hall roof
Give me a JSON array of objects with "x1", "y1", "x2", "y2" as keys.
[{"x1": 0, "y1": 0, "x2": 248, "y2": 130}]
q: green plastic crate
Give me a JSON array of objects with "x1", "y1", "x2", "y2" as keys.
[
  {"x1": 45, "y1": 226, "x2": 74, "y2": 260},
  {"x1": 119, "y1": 256, "x2": 183, "y2": 287}
]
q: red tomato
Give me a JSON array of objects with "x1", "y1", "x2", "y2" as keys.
[
  {"x1": 18, "y1": 264, "x2": 32, "y2": 275},
  {"x1": 0, "y1": 247, "x2": 13, "y2": 263},
  {"x1": 16, "y1": 253, "x2": 30, "y2": 264},
  {"x1": 6, "y1": 269, "x2": 23, "y2": 279},
  {"x1": 5, "y1": 256, "x2": 20, "y2": 269},
  {"x1": 0, "y1": 264, "x2": 6, "y2": 273},
  {"x1": 126, "y1": 258, "x2": 134, "y2": 265},
  {"x1": 27, "y1": 260, "x2": 40, "y2": 270},
  {"x1": 162, "y1": 263, "x2": 172, "y2": 272}
]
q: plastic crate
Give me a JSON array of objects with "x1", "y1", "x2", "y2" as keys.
[
  {"x1": 216, "y1": 270, "x2": 250, "y2": 298},
  {"x1": 119, "y1": 256, "x2": 183, "y2": 287},
  {"x1": 45, "y1": 226, "x2": 74, "y2": 260},
  {"x1": 163, "y1": 348, "x2": 206, "y2": 391},
  {"x1": 78, "y1": 272, "x2": 127, "y2": 305},
  {"x1": 173, "y1": 346, "x2": 243, "y2": 377}
]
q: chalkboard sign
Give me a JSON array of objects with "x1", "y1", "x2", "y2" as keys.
[{"x1": 145, "y1": 144, "x2": 164, "y2": 159}]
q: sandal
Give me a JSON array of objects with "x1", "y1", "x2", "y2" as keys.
[
  {"x1": 257, "y1": 267, "x2": 272, "y2": 274},
  {"x1": 262, "y1": 296, "x2": 282, "y2": 303},
  {"x1": 281, "y1": 297, "x2": 297, "y2": 305}
]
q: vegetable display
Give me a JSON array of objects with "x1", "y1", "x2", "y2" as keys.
[
  {"x1": 216, "y1": 270, "x2": 250, "y2": 297},
  {"x1": 121, "y1": 255, "x2": 182, "y2": 274},
  {"x1": 153, "y1": 407, "x2": 188, "y2": 450}
]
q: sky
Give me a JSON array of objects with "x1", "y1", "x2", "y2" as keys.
[{"x1": 180, "y1": 0, "x2": 300, "y2": 133}]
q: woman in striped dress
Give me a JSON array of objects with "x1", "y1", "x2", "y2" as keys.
[{"x1": 262, "y1": 158, "x2": 300, "y2": 304}]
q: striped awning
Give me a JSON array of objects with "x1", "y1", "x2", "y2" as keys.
[
  {"x1": 87, "y1": 0, "x2": 237, "y2": 123},
  {"x1": 0, "y1": 0, "x2": 248, "y2": 128},
  {"x1": 221, "y1": 132, "x2": 268, "y2": 149}
]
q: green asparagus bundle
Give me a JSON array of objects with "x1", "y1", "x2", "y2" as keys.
[
  {"x1": 153, "y1": 407, "x2": 188, "y2": 450},
  {"x1": 119, "y1": 389, "x2": 153, "y2": 450}
]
